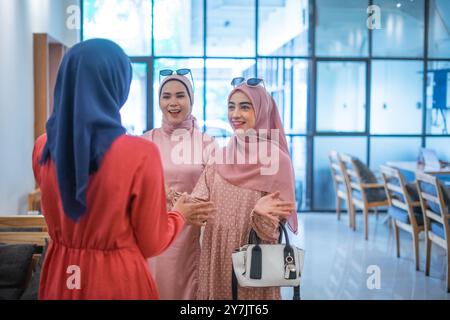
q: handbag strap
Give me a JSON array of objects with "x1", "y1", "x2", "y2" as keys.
[
  {"x1": 248, "y1": 222, "x2": 291, "y2": 246},
  {"x1": 232, "y1": 263, "x2": 238, "y2": 300}
]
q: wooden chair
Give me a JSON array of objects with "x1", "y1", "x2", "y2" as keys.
[
  {"x1": 380, "y1": 165, "x2": 424, "y2": 270},
  {"x1": 340, "y1": 154, "x2": 389, "y2": 240},
  {"x1": 28, "y1": 188, "x2": 41, "y2": 213},
  {"x1": 328, "y1": 151, "x2": 352, "y2": 227},
  {"x1": 0, "y1": 215, "x2": 49, "y2": 287},
  {"x1": 416, "y1": 173, "x2": 450, "y2": 292}
]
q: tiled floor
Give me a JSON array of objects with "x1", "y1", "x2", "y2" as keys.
[{"x1": 281, "y1": 212, "x2": 450, "y2": 300}]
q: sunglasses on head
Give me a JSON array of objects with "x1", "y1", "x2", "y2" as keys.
[
  {"x1": 159, "y1": 68, "x2": 195, "y2": 92},
  {"x1": 230, "y1": 77, "x2": 265, "y2": 88}
]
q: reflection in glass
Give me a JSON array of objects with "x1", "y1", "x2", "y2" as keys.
[
  {"x1": 426, "y1": 138, "x2": 450, "y2": 162},
  {"x1": 289, "y1": 137, "x2": 308, "y2": 211},
  {"x1": 121, "y1": 63, "x2": 147, "y2": 136},
  {"x1": 153, "y1": 59, "x2": 204, "y2": 129},
  {"x1": 372, "y1": 0, "x2": 424, "y2": 57},
  {"x1": 153, "y1": 0, "x2": 203, "y2": 56},
  {"x1": 205, "y1": 59, "x2": 255, "y2": 137},
  {"x1": 83, "y1": 0, "x2": 151, "y2": 56},
  {"x1": 206, "y1": 0, "x2": 255, "y2": 57},
  {"x1": 258, "y1": 59, "x2": 308, "y2": 133},
  {"x1": 426, "y1": 61, "x2": 450, "y2": 135},
  {"x1": 317, "y1": 62, "x2": 366, "y2": 132},
  {"x1": 313, "y1": 137, "x2": 367, "y2": 210},
  {"x1": 371, "y1": 61, "x2": 423, "y2": 134},
  {"x1": 370, "y1": 138, "x2": 422, "y2": 173},
  {"x1": 429, "y1": 0, "x2": 450, "y2": 58},
  {"x1": 315, "y1": 0, "x2": 368, "y2": 57},
  {"x1": 258, "y1": 0, "x2": 309, "y2": 56}
]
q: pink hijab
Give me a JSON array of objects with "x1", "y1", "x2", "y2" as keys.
[{"x1": 215, "y1": 84, "x2": 298, "y2": 234}]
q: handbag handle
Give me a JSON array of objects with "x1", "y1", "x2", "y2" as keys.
[{"x1": 248, "y1": 222, "x2": 291, "y2": 247}]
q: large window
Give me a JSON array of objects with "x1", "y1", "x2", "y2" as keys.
[
  {"x1": 316, "y1": 61, "x2": 366, "y2": 133},
  {"x1": 372, "y1": 0, "x2": 425, "y2": 57},
  {"x1": 83, "y1": 1, "x2": 450, "y2": 211},
  {"x1": 426, "y1": 61, "x2": 450, "y2": 135},
  {"x1": 371, "y1": 61, "x2": 423, "y2": 134},
  {"x1": 428, "y1": 0, "x2": 450, "y2": 58},
  {"x1": 153, "y1": 0, "x2": 204, "y2": 56},
  {"x1": 121, "y1": 62, "x2": 148, "y2": 135},
  {"x1": 83, "y1": 0, "x2": 152, "y2": 56},
  {"x1": 315, "y1": 0, "x2": 368, "y2": 57}
]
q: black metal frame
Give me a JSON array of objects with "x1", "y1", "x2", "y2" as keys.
[{"x1": 80, "y1": 0, "x2": 450, "y2": 212}]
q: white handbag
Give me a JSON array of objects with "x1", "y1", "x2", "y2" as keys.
[{"x1": 231, "y1": 223, "x2": 305, "y2": 300}]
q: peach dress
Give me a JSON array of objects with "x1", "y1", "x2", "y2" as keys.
[{"x1": 190, "y1": 164, "x2": 281, "y2": 300}]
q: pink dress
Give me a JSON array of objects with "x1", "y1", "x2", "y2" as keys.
[
  {"x1": 191, "y1": 164, "x2": 282, "y2": 300},
  {"x1": 142, "y1": 127, "x2": 216, "y2": 300}
]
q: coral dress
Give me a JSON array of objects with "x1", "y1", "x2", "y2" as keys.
[{"x1": 32, "y1": 134, "x2": 185, "y2": 300}]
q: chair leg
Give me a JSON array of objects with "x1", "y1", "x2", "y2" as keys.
[
  {"x1": 425, "y1": 235, "x2": 431, "y2": 276},
  {"x1": 352, "y1": 205, "x2": 356, "y2": 231},
  {"x1": 393, "y1": 220, "x2": 400, "y2": 258},
  {"x1": 336, "y1": 196, "x2": 341, "y2": 221},
  {"x1": 446, "y1": 251, "x2": 450, "y2": 293},
  {"x1": 412, "y1": 231, "x2": 420, "y2": 271},
  {"x1": 349, "y1": 204, "x2": 355, "y2": 229},
  {"x1": 364, "y1": 207, "x2": 369, "y2": 240}
]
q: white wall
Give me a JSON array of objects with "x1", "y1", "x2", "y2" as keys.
[{"x1": 0, "y1": 0, "x2": 79, "y2": 215}]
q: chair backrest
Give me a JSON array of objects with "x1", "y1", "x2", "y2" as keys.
[
  {"x1": 380, "y1": 165, "x2": 417, "y2": 213},
  {"x1": 0, "y1": 215, "x2": 48, "y2": 246},
  {"x1": 328, "y1": 151, "x2": 348, "y2": 195},
  {"x1": 416, "y1": 173, "x2": 450, "y2": 241},
  {"x1": 339, "y1": 154, "x2": 363, "y2": 193}
]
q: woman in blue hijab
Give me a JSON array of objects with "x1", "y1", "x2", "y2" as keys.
[{"x1": 32, "y1": 39, "x2": 215, "y2": 299}]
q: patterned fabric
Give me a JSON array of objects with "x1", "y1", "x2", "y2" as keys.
[{"x1": 192, "y1": 165, "x2": 282, "y2": 300}]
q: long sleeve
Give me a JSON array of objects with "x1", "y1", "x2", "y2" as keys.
[
  {"x1": 32, "y1": 134, "x2": 47, "y2": 186},
  {"x1": 190, "y1": 164, "x2": 213, "y2": 202},
  {"x1": 130, "y1": 143, "x2": 185, "y2": 259},
  {"x1": 251, "y1": 193, "x2": 281, "y2": 243}
]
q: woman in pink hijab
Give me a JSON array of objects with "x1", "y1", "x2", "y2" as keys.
[
  {"x1": 189, "y1": 79, "x2": 297, "y2": 300},
  {"x1": 142, "y1": 71, "x2": 217, "y2": 300}
]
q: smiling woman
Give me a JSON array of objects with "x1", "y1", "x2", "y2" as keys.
[
  {"x1": 141, "y1": 72, "x2": 218, "y2": 300},
  {"x1": 228, "y1": 90, "x2": 256, "y2": 131},
  {"x1": 160, "y1": 80, "x2": 192, "y2": 125}
]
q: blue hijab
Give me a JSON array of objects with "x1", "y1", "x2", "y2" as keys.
[{"x1": 40, "y1": 39, "x2": 132, "y2": 222}]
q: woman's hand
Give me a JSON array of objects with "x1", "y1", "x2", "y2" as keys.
[
  {"x1": 254, "y1": 191, "x2": 295, "y2": 220},
  {"x1": 173, "y1": 193, "x2": 216, "y2": 226}
]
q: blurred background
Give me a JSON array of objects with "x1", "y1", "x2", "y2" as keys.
[
  {"x1": 82, "y1": 0, "x2": 450, "y2": 213},
  {"x1": 1, "y1": 0, "x2": 450, "y2": 300}
]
